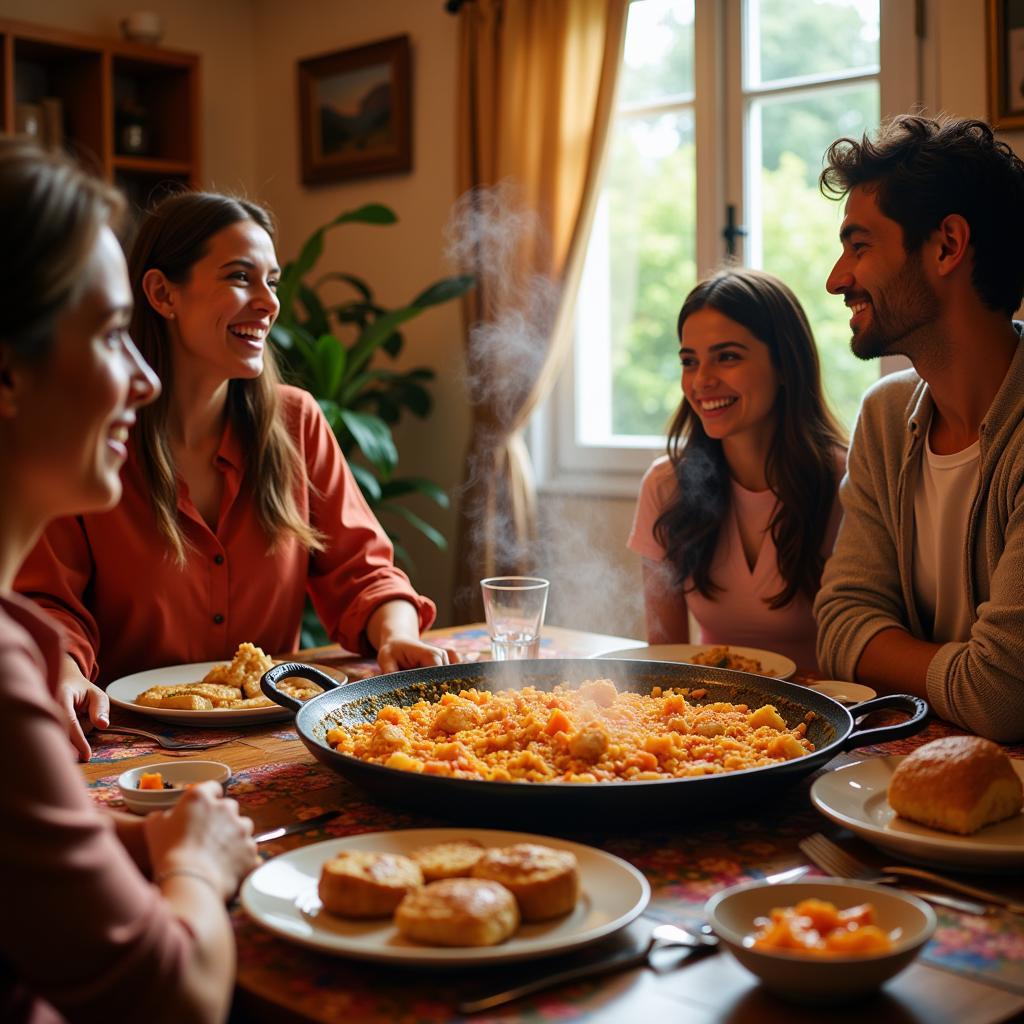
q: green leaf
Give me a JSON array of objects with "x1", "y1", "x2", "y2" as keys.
[
  {"x1": 314, "y1": 334, "x2": 346, "y2": 398},
  {"x1": 382, "y1": 330, "x2": 404, "y2": 357},
  {"x1": 339, "y1": 409, "x2": 398, "y2": 475},
  {"x1": 379, "y1": 502, "x2": 448, "y2": 550},
  {"x1": 314, "y1": 271, "x2": 373, "y2": 300},
  {"x1": 379, "y1": 477, "x2": 450, "y2": 507},
  {"x1": 330, "y1": 203, "x2": 397, "y2": 227},
  {"x1": 317, "y1": 398, "x2": 343, "y2": 433},
  {"x1": 398, "y1": 381, "x2": 432, "y2": 417},
  {"x1": 410, "y1": 274, "x2": 476, "y2": 308},
  {"x1": 348, "y1": 462, "x2": 382, "y2": 502},
  {"x1": 348, "y1": 307, "x2": 423, "y2": 373},
  {"x1": 299, "y1": 284, "x2": 330, "y2": 339}
]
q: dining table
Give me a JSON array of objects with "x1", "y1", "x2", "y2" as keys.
[{"x1": 80, "y1": 623, "x2": 1024, "y2": 1024}]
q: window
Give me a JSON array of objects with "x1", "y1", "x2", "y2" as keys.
[{"x1": 534, "y1": 0, "x2": 917, "y2": 495}]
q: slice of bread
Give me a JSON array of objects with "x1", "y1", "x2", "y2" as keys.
[
  {"x1": 395, "y1": 878, "x2": 519, "y2": 946},
  {"x1": 472, "y1": 843, "x2": 579, "y2": 921},
  {"x1": 318, "y1": 851, "x2": 423, "y2": 918}
]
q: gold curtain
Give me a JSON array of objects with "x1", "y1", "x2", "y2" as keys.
[{"x1": 452, "y1": 0, "x2": 627, "y2": 621}]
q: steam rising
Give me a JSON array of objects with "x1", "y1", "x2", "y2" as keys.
[{"x1": 445, "y1": 181, "x2": 647, "y2": 639}]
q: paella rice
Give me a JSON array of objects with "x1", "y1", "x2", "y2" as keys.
[
  {"x1": 325, "y1": 678, "x2": 816, "y2": 783},
  {"x1": 689, "y1": 645, "x2": 770, "y2": 675}
]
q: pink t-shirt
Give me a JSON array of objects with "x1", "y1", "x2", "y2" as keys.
[{"x1": 627, "y1": 454, "x2": 844, "y2": 674}]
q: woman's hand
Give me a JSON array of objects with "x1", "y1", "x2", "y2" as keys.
[
  {"x1": 367, "y1": 599, "x2": 459, "y2": 673},
  {"x1": 376, "y1": 637, "x2": 459, "y2": 673},
  {"x1": 57, "y1": 655, "x2": 109, "y2": 763},
  {"x1": 144, "y1": 782, "x2": 259, "y2": 901}
]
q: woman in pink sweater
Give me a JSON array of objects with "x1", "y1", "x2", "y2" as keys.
[
  {"x1": 0, "y1": 140, "x2": 258, "y2": 1022},
  {"x1": 628, "y1": 268, "x2": 846, "y2": 674}
]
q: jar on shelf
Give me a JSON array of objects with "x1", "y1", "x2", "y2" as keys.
[{"x1": 116, "y1": 103, "x2": 151, "y2": 156}]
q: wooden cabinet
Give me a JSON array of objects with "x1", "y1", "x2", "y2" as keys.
[{"x1": 0, "y1": 17, "x2": 199, "y2": 213}]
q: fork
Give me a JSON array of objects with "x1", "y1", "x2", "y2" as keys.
[
  {"x1": 96, "y1": 726, "x2": 234, "y2": 751},
  {"x1": 799, "y1": 833, "x2": 1024, "y2": 914}
]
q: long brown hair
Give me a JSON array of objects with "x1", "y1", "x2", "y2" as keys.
[
  {"x1": 128, "y1": 191, "x2": 323, "y2": 563},
  {"x1": 654, "y1": 268, "x2": 846, "y2": 609},
  {"x1": 0, "y1": 139, "x2": 122, "y2": 362}
]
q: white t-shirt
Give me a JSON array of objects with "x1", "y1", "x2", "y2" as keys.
[{"x1": 912, "y1": 431, "x2": 980, "y2": 642}]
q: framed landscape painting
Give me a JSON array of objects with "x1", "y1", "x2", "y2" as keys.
[
  {"x1": 988, "y1": 0, "x2": 1024, "y2": 128},
  {"x1": 298, "y1": 34, "x2": 412, "y2": 185}
]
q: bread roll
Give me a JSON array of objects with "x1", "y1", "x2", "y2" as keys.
[
  {"x1": 318, "y1": 851, "x2": 423, "y2": 918},
  {"x1": 472, "y1": 843, "x2": 579, "y2": 921},
  {"x1": 411, "y1": 839, "x2": 485, "y2": 881},
  {"x1": 395, "y1": 878, "x2": 519, "y2": 946},
  {"x1": 888, "y1": 736, "x2": 1023, "y2": 835}
]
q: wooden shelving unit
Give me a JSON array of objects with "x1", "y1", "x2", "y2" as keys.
[{"x1": 0, "y1": 17, "x2": 200, "y2": 223}]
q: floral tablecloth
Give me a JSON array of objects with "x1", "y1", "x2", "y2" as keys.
[{"x1": 85, "y1": 630, "x2": 1024, "y2": 1021}]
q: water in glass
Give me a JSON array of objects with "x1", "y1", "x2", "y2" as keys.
[{"x1": 491, "y1": 630, "x2": 541, "y2": 660}]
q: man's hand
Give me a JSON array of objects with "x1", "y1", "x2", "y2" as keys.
[{"x1": 58, "y1": 655, "x2": 109, "y2": 762}]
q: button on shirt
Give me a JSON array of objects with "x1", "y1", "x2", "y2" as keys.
[{"x1": 16, "y1": 386, "x2": 435, "y2": 685}]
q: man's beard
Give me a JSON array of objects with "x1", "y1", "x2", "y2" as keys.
[{"x1": 850, "y1": 251, "x2": 940, "y2": 361}]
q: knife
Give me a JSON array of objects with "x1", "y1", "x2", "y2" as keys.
[
  {"x1": 458, "y1": 921, "x2": 717, "y2": 1015},
  {"x1": 903, "y1": 889, "x2": 997, "y2": 917},
  {"x1": 254, "y1": 809, "x2": 341, "y2": 844}
]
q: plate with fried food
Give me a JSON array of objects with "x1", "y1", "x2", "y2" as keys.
[
  {"x1": 240, "y1": 827, "x2": 650, "y2": 965},
  {"x1": 596, "y1": 643, "x2": 796, "y2": 680},
  {"x1": 107, "y1": 643, "x2": 341, "y2": 726}
]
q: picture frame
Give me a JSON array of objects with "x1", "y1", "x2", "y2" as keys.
[
  {"x1": 297, "y1": 34, "x2": 412, "y2": 185},
  {"x1": 987, "y1": 0, "x2": 1024, "y2": 129}
]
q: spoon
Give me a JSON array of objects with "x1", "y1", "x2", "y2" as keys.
[{"x1": 458, "y1": 922, "x2": 718, "y2": 1014}]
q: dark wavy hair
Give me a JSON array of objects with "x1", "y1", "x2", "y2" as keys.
[
  {"x1": 820, "y1": 114, "x2": 1024, "y2": 316},
  {"x1": 128, "y1": 190, "x2": 323, "y2": 564},
  {"x1": 653, "y1": 268, "x2": 846, "y2": 609}
]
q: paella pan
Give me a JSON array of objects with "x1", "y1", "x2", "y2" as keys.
[{"x1": 261, "y1": 658, "x2": 926, "y2": 823}]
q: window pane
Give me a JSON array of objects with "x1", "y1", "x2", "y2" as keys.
[
  {"x1": 749, "y1": 0, "x2": 879, "y2": 86},
  {"x1": 618, "y1": 0, "x2": 694, "y2": 104},
  {"x1": 603, "y1": 111, "x2": 695, "y2": 439},
  {"x1": 752, "y1": 82, "x2": 879, "y2": 430}
]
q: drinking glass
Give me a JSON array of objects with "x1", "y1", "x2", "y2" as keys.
[{"x1": 480, "y1": 577, "x2": 550, "y2": 660}]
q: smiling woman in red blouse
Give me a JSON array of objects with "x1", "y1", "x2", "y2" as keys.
[{"x1": 17, "y1": 190, "x2": 452, "y2": 759}]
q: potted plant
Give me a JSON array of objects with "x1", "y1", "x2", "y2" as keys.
[{"x1": 270, "y1": 203, "x2": 474, "y2": 645}]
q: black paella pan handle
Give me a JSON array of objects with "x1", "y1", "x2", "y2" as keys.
[
  {"x1": 839, "y1": 693, "x2": 929, "y2": 751},
  {"x1": 260, "y1": 662, "x2": 344, "y2": 713}
]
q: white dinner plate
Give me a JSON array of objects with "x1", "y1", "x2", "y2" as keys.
[
  {"x1": 596, "y1": 643, "x2": 796, "y2": 680},
  {"x1": 806, "y1": 680, "x2": 877, "y2": 706},
  {"x1": 240, "y1": 827, "x2": 651, "y2": 966},
  {"x1": 107, "y1": 661, "x2": 292, "y2": 727},
  {"x1": 810, "y1": 756, "x2": 1024, "y2": 871}
]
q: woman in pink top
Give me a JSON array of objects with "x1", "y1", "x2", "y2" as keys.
[
  {"x1": 628, "y1": 268, "x2": 846, "y2": 673},
  {"x1": 0, "y1": 141, "x2": 258, "y2": 1022}
]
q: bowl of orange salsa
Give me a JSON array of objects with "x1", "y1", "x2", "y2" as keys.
[{"x1": 705, "y1": 879, "x2": 936, "y2": 1002}]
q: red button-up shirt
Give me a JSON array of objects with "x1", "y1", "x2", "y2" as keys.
[{"x1": 16, "y1": 386, "x2": 435, "y2": 685}]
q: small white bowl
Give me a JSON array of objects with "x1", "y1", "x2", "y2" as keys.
[
  {"x1": 705, "y1": 879, "x2": 936, "y2": 1003},
  {"x1": 117, "y1": 760, "x2": 231, "y2": 815},
  {"x1": 806, "y1": 680, "x2": 877, "y2": 706}
]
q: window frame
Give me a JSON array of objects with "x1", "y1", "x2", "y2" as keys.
[{"x1": 532, "y1": 0, "x2": 919, "y2": 499}]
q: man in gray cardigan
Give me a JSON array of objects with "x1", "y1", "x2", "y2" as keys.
[{"x1": 814, "y1": 115, "x2": 1024, "y2": 743}]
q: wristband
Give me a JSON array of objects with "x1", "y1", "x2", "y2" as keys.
[{"x1": 155, "y1": 867, "x2": 221, "y2": 899}]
